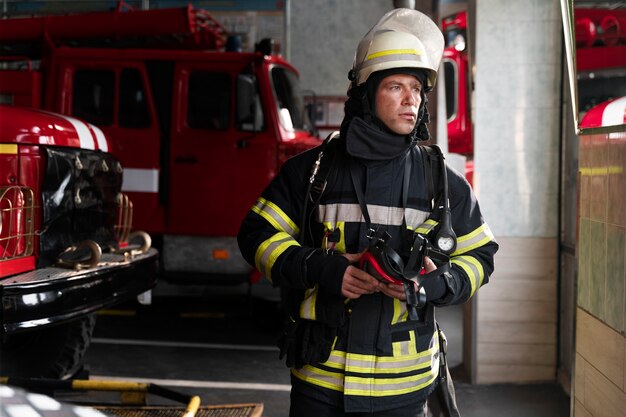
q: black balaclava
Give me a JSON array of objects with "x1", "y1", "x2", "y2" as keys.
[{"x1": 341, "y1": 68, "x2": 431, "y2": 161}]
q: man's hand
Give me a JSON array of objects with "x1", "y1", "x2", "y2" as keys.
[
  {"x1": 340, "y1": 254, "x2": 437, "y2": 300},
  {"x1": 341, "y1": 253, "x2": 382, "y2": 299},
  {"x1": 422, "y1": 256, "x2": 437, "y2": 274}
]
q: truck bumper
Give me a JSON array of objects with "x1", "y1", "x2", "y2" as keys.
[{"x1": 0, "y1": 248, "x2": 158, "y2": 334}]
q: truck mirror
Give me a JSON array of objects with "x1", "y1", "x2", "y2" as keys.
[{"x1": 236, "y1": 74, "x2": 264, "y2": 132}]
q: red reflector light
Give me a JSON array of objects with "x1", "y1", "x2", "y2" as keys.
[
  {"x1": 212, "y1": 249, "x2": 229, "y2": 260},
  {"x1": 0, "y1": 186, "x2": 35, "y2": 260}
]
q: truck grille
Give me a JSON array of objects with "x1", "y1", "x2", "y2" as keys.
[{"x1": 38, "y1": 147, "x2": 123, "y2": 267}]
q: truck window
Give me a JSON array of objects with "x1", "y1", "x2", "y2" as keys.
[
  {"x1": 187, "y1": 71, "x2": 231, "y2": 130},
  {"x1": 236, "y1": 73, "x2": 264, "y2": 132},
  {"x1": 72, "y1": 70, "x2": 114, "y2": 125},
  {"x1": 444, "y1": 60, "x2": 457, "y2": 121},
  {"x1": 271, "y1": 66, "x2": 310, "y2": 131},
  {"x1": 119, "y1": 68, "x2": 151, "y2": 128}
]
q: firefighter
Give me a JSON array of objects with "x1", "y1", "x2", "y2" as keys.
[{"x1": 237, "y1": 8, "x2": 498, "y2": 417}]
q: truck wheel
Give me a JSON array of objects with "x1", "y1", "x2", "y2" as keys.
[{"x1": 0, "y1": 315, "x2": 96, "y2": 379}]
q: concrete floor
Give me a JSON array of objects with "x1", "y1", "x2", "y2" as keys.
[{"x1": 432, "y1": 304, "x2": 570, "y2": 417}]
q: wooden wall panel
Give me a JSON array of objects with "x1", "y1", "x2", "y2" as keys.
[{"x1": 476, "y1": 236, "x2": 558, "y2": 383}]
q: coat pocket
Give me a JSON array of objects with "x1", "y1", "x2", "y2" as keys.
[{"x1": 389, "y1": 320, "x2": 437, "y2": 355}]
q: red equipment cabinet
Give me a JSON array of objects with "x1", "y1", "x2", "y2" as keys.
[
  {"x1": 574, "y1": 7, "x2": 626, "y2": 118},
  {"x1": 0, "y1": 4, "x2": 321, "y2": 285},
  {"x1": 0, "y1": 105, "x2": 158, "y2": 379}
]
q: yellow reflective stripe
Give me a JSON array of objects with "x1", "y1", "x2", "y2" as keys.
[
  {"x1": 393, "y1": 339, "x2": 410, "y2": 357},
  {"x1": 408, "y1": 329, "x2": 418, "y2": 355},
  {"x1": 391, "y1": 299, "x2": 404, "y2": 325},
  {"x1": 345, "y1": 336, "x2": 438, "y2": 374},
  {"x1": 292, "y1": 366, "x2": 344, "y2": 392},
  {"x1": 336, "y1": 222, "x2": 346, "y2": 254},
  {"x1": 294, "y1": 338, "x2": 439, "y2": 396},
  {"x1": 367, "y1": 49, "x2": 422, "y2": 60},
  {"x1": 0, "y1": 144, "x2": 18, "y2": 154},
  {"x1": 412, "y1": 219, "x2": 438, "y2": 234},
  {"x1": 252, "y1": 197, "x2": 299, "y2": 237},
  {"x1": 451, "y1": 255, "x2": 485, "y2": 296},
  {"x1": 344, "y1": 368, "x2": 438, "y2": 397},
  {"x1": 322, "y1": 221, "x2": 346, "y2": 254},
  {"x1": 254, "y1": 232, "x2": 299, "y2": 281},
  {"x1": 299, "y1": 287, "x2": 318, "y2": 320},
  {"x1": 452, "y1": 223, "x2": 495, "y2": 256},
  {"x1": 391, "y1": 300, "x2": 407, "y2": 356},
  {"x1": 323, "y1": 349, "x2": 347, "y2": 370}
]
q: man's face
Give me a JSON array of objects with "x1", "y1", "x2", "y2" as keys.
[{"x1": 374, "y1": 73, "x2": 422, "y2": 135}]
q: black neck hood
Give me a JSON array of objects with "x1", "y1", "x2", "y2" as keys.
[{"x1": 345, "y1": 117, "x2": 415, "y2": 161}]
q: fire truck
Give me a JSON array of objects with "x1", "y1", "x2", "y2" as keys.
[
  {"x1": 0, "y1": 105, "x2": 158, "y2": 378},
  {"x1": 0, "y1": 4, "x2": 321, "y2": 285},
  {"x1": 440, "y1": 10, "x2": 474, "y2": 186},
  {"x1": 441, "y1": 10, "x2": 472, "y2": 157}
]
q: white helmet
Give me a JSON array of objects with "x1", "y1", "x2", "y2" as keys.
[{"x1": 350, "y1": 8, "x2": 444, "y2": 91}]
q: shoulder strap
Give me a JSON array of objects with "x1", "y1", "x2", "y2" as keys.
[
  {"x1": 309, "y1": 131, "x2": 340, "y2": 205},
  {"x1": 299, "y1": 131, "x2": 340, "y2": 245},
  {"x1": 418, "y1": 144, "x2": 444, "y2": 210}
]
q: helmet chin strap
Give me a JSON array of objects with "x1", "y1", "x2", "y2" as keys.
[
  {"x1": 361, "y1": 91, "x2": 373, "y2": 125},
  {"x1": 413, "y1": 99, "x2": 431, "y2": 141}
]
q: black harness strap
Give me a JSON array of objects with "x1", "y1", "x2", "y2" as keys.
[{"x1": 419, "y1": 144, "x2": 444, "y2": 210}]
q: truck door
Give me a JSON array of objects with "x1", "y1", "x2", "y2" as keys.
[
  {"x1": 169, "y1": 62, "x2": 274, "y2": 237},
  {"x1": 57, "y1": 60, "x2": 164, "y2": 234}
]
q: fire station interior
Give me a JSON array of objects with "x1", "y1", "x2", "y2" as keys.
[{"x1": 0, "y1": 1, "x2": 625, "y2": 417}]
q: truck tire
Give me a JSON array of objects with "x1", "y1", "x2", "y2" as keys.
[{"x1": 0, "y1": 315, "x2": 96, "y2": 379}]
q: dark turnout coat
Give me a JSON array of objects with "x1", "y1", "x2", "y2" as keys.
[{"x1": 238, "y1": 136, "x2": 498, "y2": 413}]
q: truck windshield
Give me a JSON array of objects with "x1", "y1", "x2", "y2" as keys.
[{"x1": 270, "y1": 66, "x2": 312, "y2": 133}]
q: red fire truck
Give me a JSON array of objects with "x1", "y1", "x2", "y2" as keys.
[
  {"x1": 440, "y1": 10, "x2": 474, "y2": 186},
  {"x1": 0, "y1": 4, "x2": 321, "y2": 285},
  {"x1": 441, "y1": 10, "x2": 472, "y2": 157},
  {"x1": 0, "y1": 105, "x2": 158, "y2": 378}
]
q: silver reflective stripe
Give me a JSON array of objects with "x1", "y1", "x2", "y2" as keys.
[
  {"x1": 451, "y1": 255, "x2": 483, "y2": 295},
  {"x1": 292, "y1": 366, "x2": 345, "y2": 392},
  {"x1": 299, "y1": 287, "x2": 318, "y2": 320},
  {"x1": 259, "y1": 235, "x2": 292, "y2": 267},
  {"x1": 253, "y1": 199, "x2": 298, "y2": 236},
  {"x1": 454, "y1": 223, "x2": 496, "y2": 255},
  {"x1": 292, "y1": 337, "x2": 439, "y2": 396},
  {"x1": 413, "y1": 219, "x2": 437, "y2": 234},
  {"x1": 345, "y1": 351, "x2": 433, "y2": 373},
  {"x1": 317, "y1": 203, "x2": 429, "y2": 227},
  {"x1": 324, "y1": 350, "x2": 347, "y2": 369},
  {"x1": 344, "y1": 333, "x2": 438, "y2": 374},
  {"x1": 256, "y1": 233, "x2": 299, "y2": 280},
  {"x1": 405, "y1": 208, "x2": 430, "y2": 230},
  {"x1": 344, "y1": 368, "x2": 437, "y2": 397}
]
